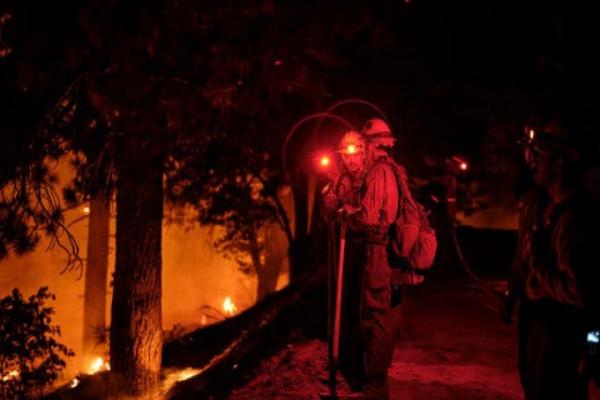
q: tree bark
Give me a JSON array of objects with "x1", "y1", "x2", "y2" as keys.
[
  {"x1": 82, "y1": 192, "x2": 110, "y2": 358},
  {"x1": 248, "y1": 230, "x2": 269, "y2": 302},
  {"x1": 110, "y1": 130, "x2": 164, "y2": 396}
]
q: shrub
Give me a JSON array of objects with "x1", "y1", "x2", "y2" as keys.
[{"x1": 0, "y1": 287, "x2": 74, "y2": 399}]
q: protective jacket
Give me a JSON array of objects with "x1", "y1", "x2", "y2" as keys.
[{"x1": 322, "y1": 155, "x2": 401, "y2": 388}]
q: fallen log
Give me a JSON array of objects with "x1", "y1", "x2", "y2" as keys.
[{"x1": 165, "y1": 274, "x2": 325, "y2": 399}]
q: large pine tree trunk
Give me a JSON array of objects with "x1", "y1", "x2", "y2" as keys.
[
  {"x1": 82, "y1": 192, "x2": 110, "y2": 358},
  {"x1": 110, "y1": 130, "x2": 164, "y2": 395}
]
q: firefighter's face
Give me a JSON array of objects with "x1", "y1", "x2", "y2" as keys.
[
  {"x1": 528, "y1": 146, "x2": 554, "y2": 185},
  {"x1": 341, "y1": 149, "x2": 366, "y2": 175}
]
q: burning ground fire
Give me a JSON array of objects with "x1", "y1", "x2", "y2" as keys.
[
  {"x1": 1, "y1": 370, "x2": 19, "y2": 382},
  {"x1": 69, "y1": 356, "x2": 111, "y2": 389},
  {"x1": 223, "y1": 296, "x2": 237, "y2": 315},
  {"x1": 161, "y1": 367, "x2": 202, "y2": 394},
  {"x1": 68, "y1": 298, "x2": 237, "y2": 391},
  {"x1": 87, "y1": 356, "x2": 111, "y2": 375}
]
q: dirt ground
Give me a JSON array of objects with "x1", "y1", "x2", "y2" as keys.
[{"x1": 228, "y1": 279, "x2": 600, "y2": 399}]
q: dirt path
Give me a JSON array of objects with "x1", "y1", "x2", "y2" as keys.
[{"x1": 228, "y1": 278, "x2": 600, "y2": 399}]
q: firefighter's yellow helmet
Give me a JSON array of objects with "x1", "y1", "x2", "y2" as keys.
[{"x1": 361, "y1": 118, "x2": 396, "y2": 148}]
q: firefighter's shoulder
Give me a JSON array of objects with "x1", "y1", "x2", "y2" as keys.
[{"x1": 367, "y1": 158, "x2": 396, "y2": 176}]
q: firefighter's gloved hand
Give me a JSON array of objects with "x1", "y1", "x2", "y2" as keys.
[
  {"x1": 341, "y1": 204, "x2": 360, "y2": 215},
  {"x1": 321, "y1": 183, "x2": 339, "y2": 210},
  {"x1": 326, "y1": 157, "x2": 342, "y2": 182}
]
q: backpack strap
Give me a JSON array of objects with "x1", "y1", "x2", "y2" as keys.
[{"x1": 372, "y1": 158, "x2": 417, "y2": 219}]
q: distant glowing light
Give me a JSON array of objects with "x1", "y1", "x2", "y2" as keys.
[
  {"x1": 588, "y1": 331, "x2": 600, "y2": 344},
  {"x1": 320, "y1": 155, "x2": 331, "y2": 167},
  {"x1": 346, "y1": 144, "x2": 357, "y2": 154},
  {"x1": 459, "y1": 162, "x2": 468, "y2": 171},
  {"x1": 87, "y1": 357, "x2": 110, "y2": 374},
  {"x1": 1, "y1": 370, "x2": 19, "y2": 382},
  {"x1": 83, "y1": 206, "x2": 90, "y2": 214},
  {"x1": 529, "y1": 129, "x2": 535, "y2": 140},
  {"x1": 223, "y1": 297, "x2": 237, "y2": 315},
  {"x1": 274, "y1": 59, "x2": 283, "y2": 66},
  {"x1": 70, "y1": 378, "x2": 80, "y2": 388}
]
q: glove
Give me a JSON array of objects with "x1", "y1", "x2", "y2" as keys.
[{"x1": 326, "y1": 156, "x2": 342, "y2": 182}]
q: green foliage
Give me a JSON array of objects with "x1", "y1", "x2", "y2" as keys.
[{"x1": 0, "y1": 287, "x2": 74, "y2": 400}]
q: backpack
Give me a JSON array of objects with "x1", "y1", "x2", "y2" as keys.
[{"x1": 385, "y1": 161, "x2": 437, "y2": 272}]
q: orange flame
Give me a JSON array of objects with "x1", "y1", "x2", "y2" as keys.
[
  {"x1": 320, "y1": 156, "x2": 331, "y2": 167},
  {"x1": 1, "y1": 370, "x2": 19, "y2": 382},
  {"x1": 223, "y1": 297, "x2": 237, "y2": 315},
  {"x1": 87, "y1": 356, "x2": 110, "y2": 374}
]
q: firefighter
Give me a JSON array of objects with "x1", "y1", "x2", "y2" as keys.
[
  {"x1": 322, "y1": 130, "x2": 366, "y2": 213},
  {"x1": 322, "y1": 121, "x2": 401, "y2": 398},
  {"x1": 503, "y1": 112, "x2": 599, "y2": 399}
]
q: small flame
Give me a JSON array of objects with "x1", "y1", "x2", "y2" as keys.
[
  {"x1": 346, "y1": 144, "x2": 357, "y2": 155},
  {"x1": 223, "y1": 297, "x2": 237, "y2": 315},
  {"x1": 1, "y1": 370, "x2": 19, "y2": 382},
  {"x1": 87, "y1": 357, "x2": 110, "y2": 374},
  {"x1": 175, "y1": 368, "x2": 200, "y2": 381},
  {"x1": 70, "y1": 378, "x2": 80, "y2": 388},
  {"x1": 162, "y1": 367, "x2": 202, "y2": 393},
  {"x1": 83, "y1": 206, "x2": 90, "y2": 214},
  {"x1": 320, "y1": 156, "x2": 331, "y2": 167},
  {"x1": 459, "y1": 162, "x2": 468, "y2": 171},
  {"x1": 529, "y1": 129, "x2": 535, "y2": 140}
]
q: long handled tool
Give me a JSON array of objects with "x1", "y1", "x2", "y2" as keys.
[{"x1": 321, "y1": 215, "x2": 347, "y2": 399}]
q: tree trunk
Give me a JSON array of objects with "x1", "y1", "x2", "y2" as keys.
[
  {"x1": 110, "y1": 130, "x2": 164, "y2": 396},
  {"x1": 248, "y1": 230, "x2": 268, "y2": 302},
  {"x1": 290, "y1": 169, "x2": 309, "y2": 281},
  {"x1": 257, "y1": 222, "x2": 287, "y2": 301},
  {"x1": 82, "y1": 192, "x2": 110, "y2": 359}
]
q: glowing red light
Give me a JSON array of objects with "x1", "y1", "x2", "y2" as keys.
[
  {"x1": 346, "y1": 144, "x2": 357, "y2": 154},
  {"x1": 460, "y1": 162, "x2": 468, "y2": 171},
  {"x1": 529, "y1": 129, "x2": 535, "y2": 140},
  {"x1": 320, "y1": 156, "x2": 331, "y2": 167}
]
